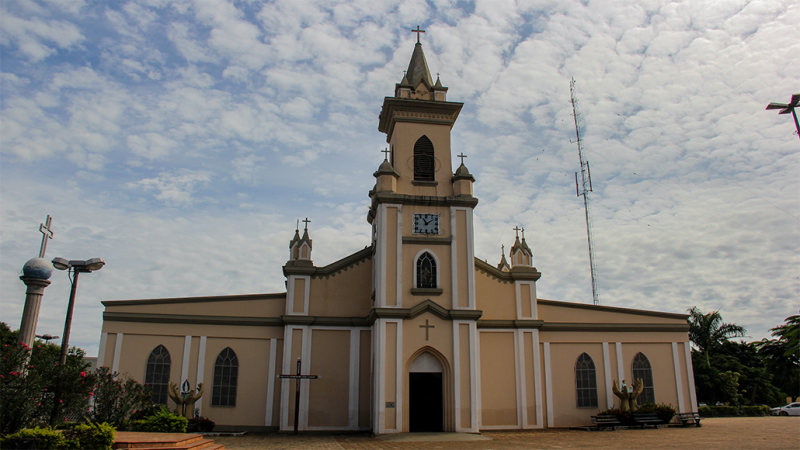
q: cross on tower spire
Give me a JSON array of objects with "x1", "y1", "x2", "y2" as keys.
[
  {"x1": 457, "y1": 153, "x2": 467, "y2": 165},
  {"x1": 302, "y1": 218, "x2": 311, "y2": 230},
  {"x1": 38, "y1": 215, "x2": 53, "y2": 258},
  {"x1": 381, "y1": 148, "x2": 390, "y2": 161},
  {"x1": 411, "y1": 25, "x2": 425, "y2": 43},
  {"x1": 513, "y1": 226, "x2": 522, "y2": 238}
]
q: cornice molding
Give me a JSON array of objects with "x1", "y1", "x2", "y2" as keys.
[
  {"x1": 403, "y1": 236, "x2": 452, "y2": 245},
  {"x1": 102, "y1": 292, "x2": 286, "y2": 307},
  {"x1": 283, "y1": 246, "x2": 373, "y2": 278},
  {"x1": 367, "y1": 300, "x2": 483, "y2": 325},
  {"x1": 378, "y1": 97, "x2": 464, "y2": 141},
  {"x1": 536, "y1": 299, "x2": 689, "y2": 320},
  {"x1": 474, "y1": 258, "x2": 541, "y2": 282}
]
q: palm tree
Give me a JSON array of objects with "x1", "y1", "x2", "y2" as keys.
[{"x1": 687, "y1": 307, "x2": 747, "y2": 366}]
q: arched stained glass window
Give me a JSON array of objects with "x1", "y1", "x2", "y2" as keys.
[
  {"x1": 413, "y1": 136, "x2": 435, "y2": 181},
  {"x1": 575, "y1": 352, "x2": 598, "y2": 408},
  {"x1": 212, "y1": 347, "x2": 239, "y2": 406},
  {"x1": 632, "y1": 352, "x2": 655, "y2": 404},
  {"x1": 416, "y1": 252, "x2": 437, "y2": 288},
  {"x1": 145, "y1": 345, "x2": 171, "y2": 404}
]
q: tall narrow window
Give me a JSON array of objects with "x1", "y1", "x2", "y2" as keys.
[
  {"x1": 416, "y1": 252, "x2": 437, "y2": 288},
  {"x1": 575, "y1": 352, "x2": 598, "y2": 408},
  {"x1": 413, "y1": 136, "x2": 435, "y2": 181},
  {"x1": 632, "y1": 352, "x2": 655, "y2": 404},
  {"x1": 145, "y1": 345, "x2": 171, "y2": 404},
  {"x1": 212, "y1": 347, "x2": 239, "y2": 406}
]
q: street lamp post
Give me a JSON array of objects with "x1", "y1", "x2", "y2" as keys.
[
  {"x1": 766, "y1": 93, "x2": 800, "y2": 141},
  {"x1": 49, "y1": 257, "x2": 104, "y2": 426}
]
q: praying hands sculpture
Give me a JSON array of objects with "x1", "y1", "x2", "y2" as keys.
[
  {"x1": 612, "y1": 379, "x2": 644, "y2": 411},
  {"x1": 168, "y1": 380, "x2": 205, "y2": 419}
]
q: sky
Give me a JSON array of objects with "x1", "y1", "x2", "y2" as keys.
[{"x1": 1, "y1": 0, "x2": 798, "y2": 357}]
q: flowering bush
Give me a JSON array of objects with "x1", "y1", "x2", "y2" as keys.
[
  {"x1": 637, "y1": 402, "x2": 677, "y2": 423},
  {"x1": 86, "y1": 367, "x2": 154, "y2": 429},
  {"x1": 597, "y1": 407, "x2": 636, "y2": 425}
]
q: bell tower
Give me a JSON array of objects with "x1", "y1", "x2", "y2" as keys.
[{"x1": 368, "y1": 33, "x2": 481, "y2": 434}]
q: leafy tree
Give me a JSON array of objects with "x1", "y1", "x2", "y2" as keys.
[
  {"x1": 687, "y1": 307, "x2": 746, "y2": 367},
  {"x1": 756, "y1": 313, "x2": 800, "y2": 399}
]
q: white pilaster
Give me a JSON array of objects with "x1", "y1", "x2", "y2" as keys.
[
  {"x1": 615, "y1": 342, "x2": 624, "y2": 382},
  {"x1": 111, "y1": 333, "x2": 123, "y2": 374},
  {"x1": 196, "y1": 336, "x2": 207, "y2": 416},
  {"x1": 543, "y1": 342, "x2": 554, "y2": 428},
  {"x1": 532, "y1": 330, "x2": 543, "y2": 428},
  {"x1": 265, "y1": 338, "x2": 277, "y2": 426},
  {"x1": 603, "y1": 342, "x2": 613, "y2": 409},
  {"x1": 180, "y1": 335, "x2": 192, "y2": 384},
  {"x1": 672, "y1": 342, "x2": 686, "y2": 413},
  {"x1": 96, "y1": 332, "x2": 108, "y2": 367},
  {"x1": 684, "y1": 342, "x2": 698, "y2": 412}
]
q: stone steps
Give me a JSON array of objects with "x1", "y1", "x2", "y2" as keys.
[{"x1": 113, "y1": 432, "x2": 224, "y2": 450}]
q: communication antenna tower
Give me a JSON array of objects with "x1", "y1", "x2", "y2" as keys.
[{"x1": 570, "y1": 78, "x2": 600, "y2": 306}]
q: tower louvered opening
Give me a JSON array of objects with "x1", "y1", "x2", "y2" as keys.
[{"x1": 414, "y1": 136, "x2": 435, "y2": 181}]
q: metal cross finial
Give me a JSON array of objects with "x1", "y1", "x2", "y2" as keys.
[
  {"x1": 513, "y1": 226, "x2": 522, "y2": 238},
  {"x1": 457, "y1": 153, "x2": 467, "y2": 165},
  {"x1": 381, "y1": 147, "x2": 390, "y2": 161},
  {"x1": 411, "y1": 25, "x2": 425, "y2": 43},
  {"x1": 38, "y1": 215, "x2": 53, "y2": 258},
  {"x1": 302, "y1": 218, "x2": 311, "y2": 230}
]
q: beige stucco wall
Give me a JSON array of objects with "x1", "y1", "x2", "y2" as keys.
[
  {"x1": 307, "y1": 260, "x2": 372, "y2": 317},
  {"x1": 389, "y1": 122, "x2": 455, "y2": 197},
  {"x1": 538, "y1": 301, "x2": 687, "y2": 325},
  {"x1": 474, "y1": 271, "x2": 516, "y2": 320},
  {"x1": 307, "y1": 329, "x2": 351, "y2": 428},
  {"x1": 479, "y1": 331, "x2": 518, "y2": 427}
]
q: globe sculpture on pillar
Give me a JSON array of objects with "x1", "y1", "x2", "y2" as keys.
[
  {"x1": 168, "y1": 380, "x2": 205, "y2": 419},
  {"x1": 18, "y1": 259, "x2": 54, "y2": 350}
]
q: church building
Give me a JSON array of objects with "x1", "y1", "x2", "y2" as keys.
[{"x1": 98, "y1": 40, "x2": 697, "y2": 433}]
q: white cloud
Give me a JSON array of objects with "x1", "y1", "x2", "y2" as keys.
[{"x1": 125, "y1": 169, "x2": 213, "y2": 206}]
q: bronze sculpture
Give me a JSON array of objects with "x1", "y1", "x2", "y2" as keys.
[
  {"x1": 168, "y1": 380, "x2": 205, "y2": 419},
  {"x1": 612, "y1": 379, "x2": 644, "y2": 411}
]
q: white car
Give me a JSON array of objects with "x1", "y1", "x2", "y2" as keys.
[{"x1": 771, "y1": 402, "x2": 800, "y2": 416}]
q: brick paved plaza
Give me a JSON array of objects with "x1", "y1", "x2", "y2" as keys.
[{"x1": 211, "y1": 417, "x2": 798, "y2": 450}]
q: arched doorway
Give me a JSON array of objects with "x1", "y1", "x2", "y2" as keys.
[{"x1": 409, "y1": 352, "x2": 443, "y2": 432}]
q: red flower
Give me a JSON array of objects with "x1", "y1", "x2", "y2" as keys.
[{"x1": 81, "y1": 371, "x2": 86, "y2": 377}]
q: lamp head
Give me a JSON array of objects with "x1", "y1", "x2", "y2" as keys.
[{"x1": 52, "y1": 257, "x2": 70, "y2": 270}]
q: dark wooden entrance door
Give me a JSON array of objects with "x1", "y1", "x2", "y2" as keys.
[{"x1": 409, "y1": 372, "x2": 443, "y2": 432}]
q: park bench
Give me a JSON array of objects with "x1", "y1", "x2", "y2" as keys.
[
  {"x1": 591, "y1": 415, "x2": 622, "y2": 430},
  {"x1": 675, "y1": 411, "x2": 702, "y2": 427},
  {"x1": 633, "y1": 412, "x2": 662, "y2": 428}
]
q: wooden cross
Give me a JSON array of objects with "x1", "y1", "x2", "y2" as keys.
[
  {"x1": 513, "y1": 226, "x2": 521, "y2": 238},
  {"x1": 457, "y1": 153, "x2": 467, "y2": 165},
  {"x1": 39, "y1": 215, "x2": 53, "y2": 258},
  {"x1": 420, "y1": 319, "x2": 435, "y2": 341},
  {"x1": 278, "y1": 358, "x2": 319, "y2": 435},
  {"x1": 302, "y1": 218, "x2": 311, "y2": 230},
  {"x1": 381, "y1": 147, "x2": 390, "y2": 161},
  {"x1": 411, "y1": 25, "x2": 425, "y2": 43}
]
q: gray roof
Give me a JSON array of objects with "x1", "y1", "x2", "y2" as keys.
[{"x1": 405, "y1": 43, "x2": 433, "y2": 88}]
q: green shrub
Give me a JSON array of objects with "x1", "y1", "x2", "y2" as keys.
[
  {"x1": 741, "y1": 405, "x2": 770, "y2": 416},
  {"x1": 699, "y1": 405, "x2": 741, "y2": 417},
  {"x1": 0, "y1": 426, "x2": 68, "y2": 449},
  {"x1": 188, "y1": 416, "x2": 215, "y2": 432},
  {"x1": 698, "y1": 405, "x2": 715, "y2": 417},
  {"x1": 638, "y1": 403, "x2": 678, "y2": 423},
  {"x1": 64, "y1": 422, "x2": 116, "y2": 450},
  {"x1": 87, "y1": 367, "x2": 154, "y2": 429},
  {"x1": 135, "y1": 409, "x2": 187, "y2": 433},
  {"x1": 596, "y1": 408, "x2": 635, "y2": 425}
]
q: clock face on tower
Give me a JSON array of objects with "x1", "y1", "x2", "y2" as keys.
[{"x1": 413, "y1": 214, "x2": 440, "y2": 235}]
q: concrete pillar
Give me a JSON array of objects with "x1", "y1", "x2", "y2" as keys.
[{"x1": 17, "y1": 277, "x2": 51, "y2": 349}]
